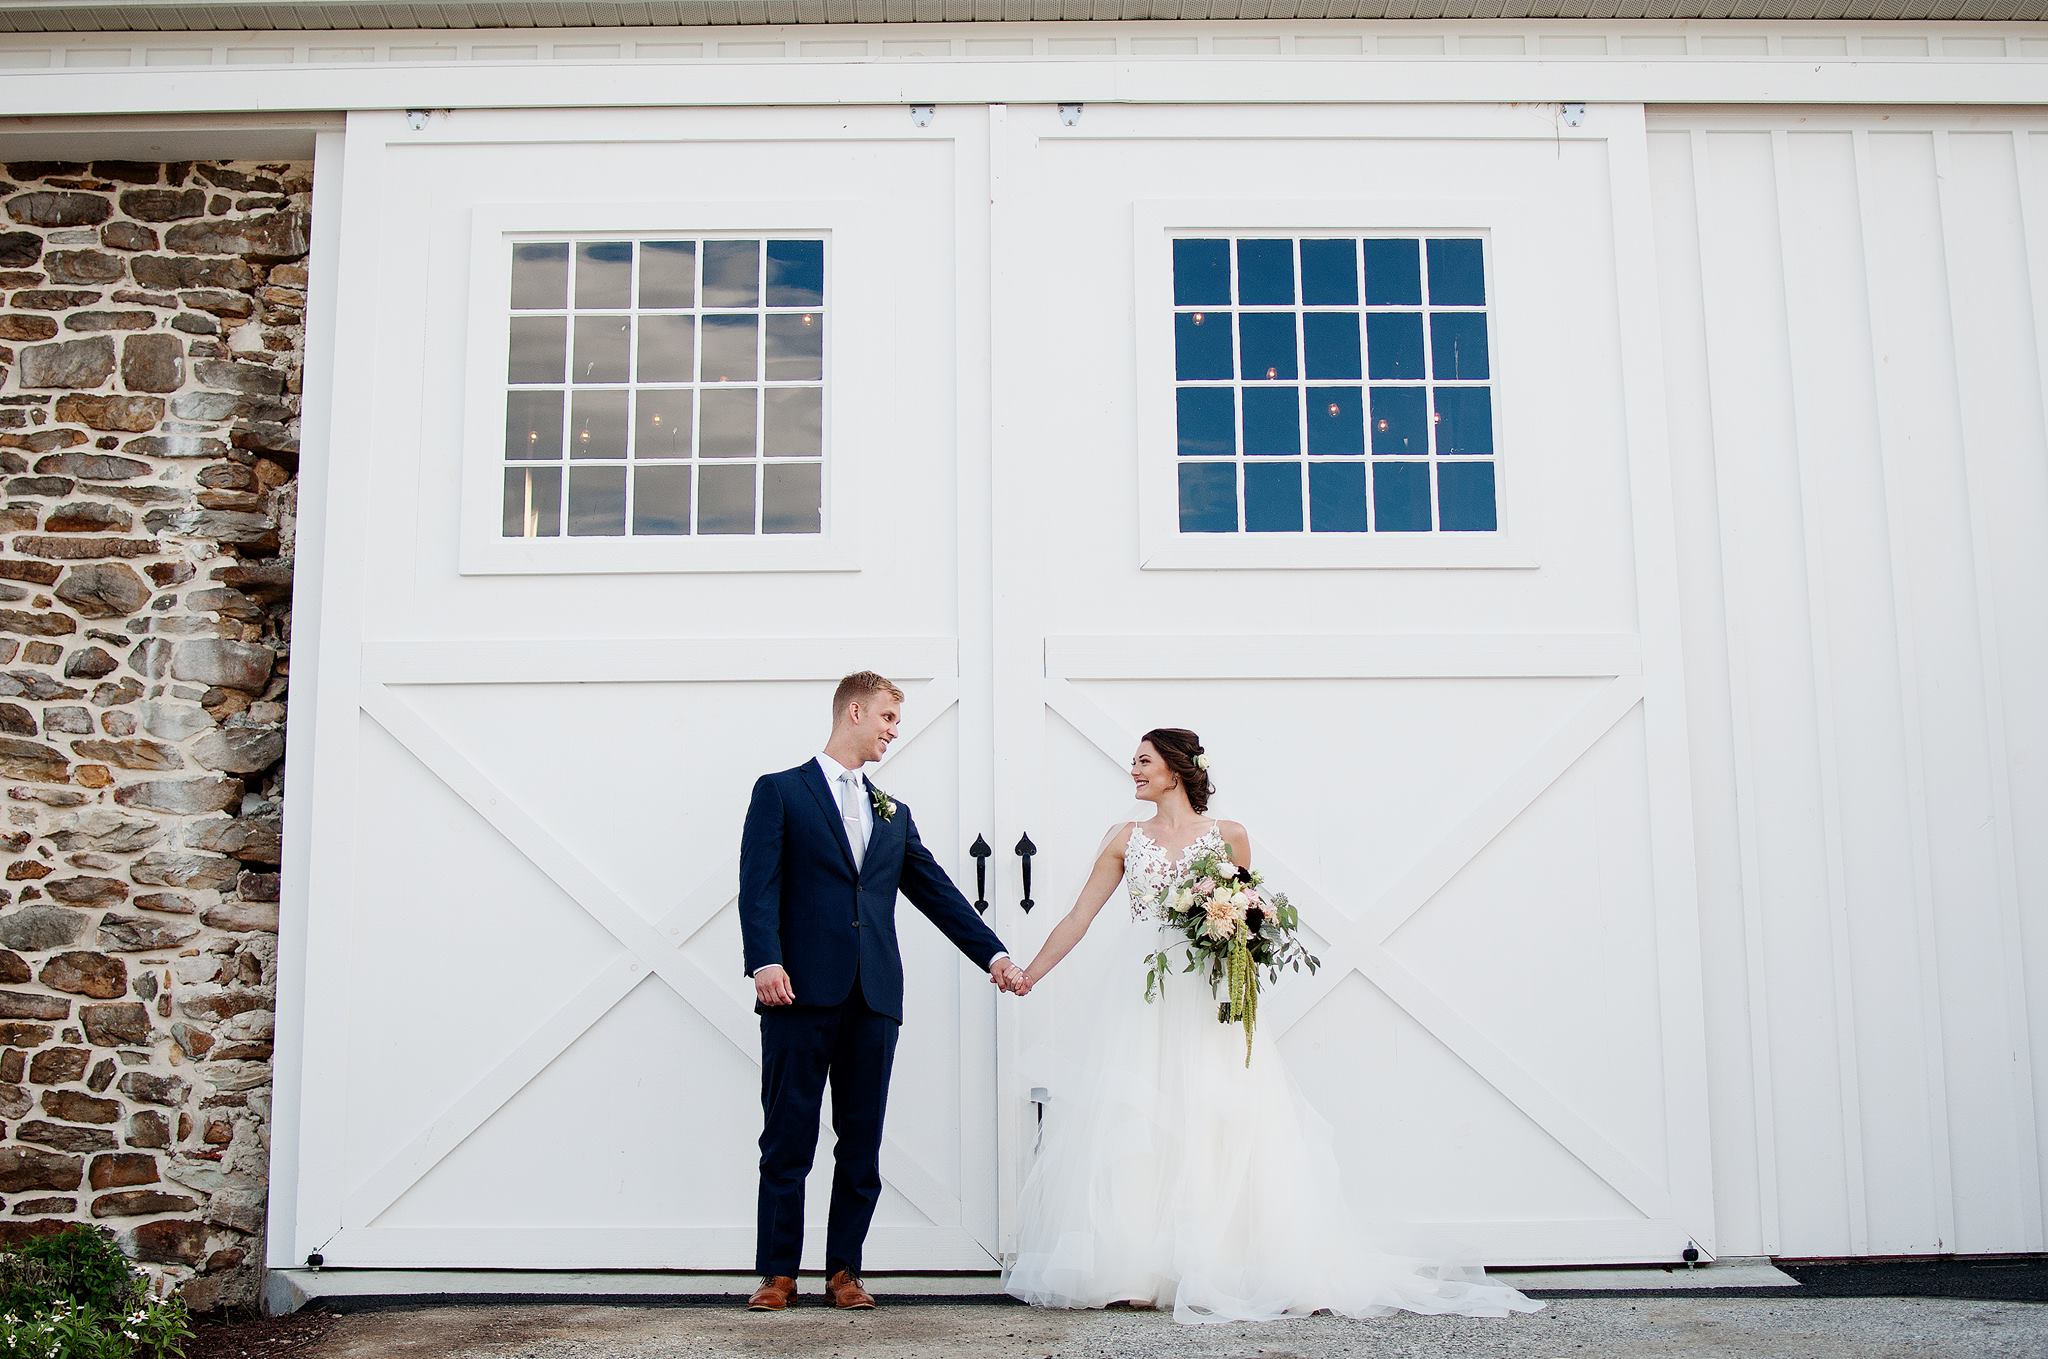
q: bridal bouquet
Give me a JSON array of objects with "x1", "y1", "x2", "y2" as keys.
[{"x1": 1143, "y1": 843, "x2": 1321, "y2": 1066}]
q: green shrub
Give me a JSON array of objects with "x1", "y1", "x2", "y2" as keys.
[{"x1": 0, "y1": 1226, "x2": 190, "y2": 1359}]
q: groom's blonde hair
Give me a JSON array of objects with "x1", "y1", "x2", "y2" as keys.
[{"x1": 833, "y1": 670, "x2": 904, "y2": 720}]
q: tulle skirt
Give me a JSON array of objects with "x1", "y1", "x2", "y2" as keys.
[{"x1": 1004, "y1": 922, "x2": 1543, "y2": 1325}]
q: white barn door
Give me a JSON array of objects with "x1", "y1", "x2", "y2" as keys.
[
  {"x1": 989, "y1": 103, "x2": 1715, "y2": 1266},
  {"x1": 286, "y1": 107, "x2": 1001, "y2": 1272}
]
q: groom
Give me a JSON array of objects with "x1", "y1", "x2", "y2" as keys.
[{"x1": 739, "y1": 671, "x2": 1025, "y2": 1311}]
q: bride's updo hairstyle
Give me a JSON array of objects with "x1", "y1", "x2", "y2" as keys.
[{"x1": 1142, "y1": 727, "x2": 1213, "y2": 815}]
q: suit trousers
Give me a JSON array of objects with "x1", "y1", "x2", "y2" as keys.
[{"x1": 756, "y1": 989, "x2": 900, "y2": 1277}]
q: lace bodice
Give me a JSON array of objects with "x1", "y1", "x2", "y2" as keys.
[{"x1": 1125, "y1": 821, "x2": 1225, "y2": 920}]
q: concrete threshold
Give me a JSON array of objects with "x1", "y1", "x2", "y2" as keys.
[{"x1": 268, "y1": 1260, "x2": 1797, "y2": 1314}]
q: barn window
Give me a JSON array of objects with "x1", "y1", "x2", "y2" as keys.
[
  {"x1": 1171, "y1": 235, "x2": 1497, "y2": 535},
  {"x1": 499, "y1": 236, "x2": 827, "y2": 538}
]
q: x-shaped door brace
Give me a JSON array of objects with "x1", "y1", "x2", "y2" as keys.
[
  {"x1": 347, "y1": 673, "x2": 966, "y2": 1231},
  {"x1": 1041, "y1": 668, "x2": 1674, "y2": 1223}
]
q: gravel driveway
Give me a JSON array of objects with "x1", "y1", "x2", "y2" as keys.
[{"x1": 296, "y1": 1296, "x2": 2047, "y2": 1359}]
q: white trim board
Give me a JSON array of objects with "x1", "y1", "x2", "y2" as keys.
[{"x1": 3, "y1": 22, "x2": 2048, "y2": 112}]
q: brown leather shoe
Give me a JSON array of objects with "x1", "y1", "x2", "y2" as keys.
[
  {"x1": 747, "y1": 1276, "x2": 798, "y2": 1311},
  {"x1": 825, "y1": 1269, "x2": 876, "y2": 1309}
]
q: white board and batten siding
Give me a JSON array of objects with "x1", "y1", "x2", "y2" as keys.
[
  {"x1": 1649, "y1": 109, "x2": 2048, "y2": 1260},
  {"x1": 105, "y1": 24, "x2": 2040, "y2": 1283}
]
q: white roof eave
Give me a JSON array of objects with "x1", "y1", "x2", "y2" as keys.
[{"x1": 0, "y1": 1, "x2": 2044, "y2": 32}]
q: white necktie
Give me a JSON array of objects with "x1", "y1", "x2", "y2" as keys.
[{"x1": 839, "y1": 770, "x2": 866, "y2": 870}]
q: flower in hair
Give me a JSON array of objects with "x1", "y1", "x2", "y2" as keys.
[{"x1": 1194, "y1": 754, "x2": 1210, "y2": 770}]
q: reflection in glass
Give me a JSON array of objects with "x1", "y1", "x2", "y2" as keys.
[
  {"x1": 1438, "y1": 459, "x2": 1497, "y2": 532},
  {"x1": 633, "y1": 464, "x2": 692, "y2": 535},
  {"x1": 1308, "y1": 460, "x2": 1369, "y2": 532},
  {"x1": 701, "y1": 315, "x2": 759, "y2": 383},
  {"x1": 508, "y1": 316, "x2": 567, "y2": 384},
  {"x1": 1430, "y1": 312, "x2": 1489, "y2": 381},
  {"x1": 1174, "y1": 311, "x2": 1232, "y2": 382},
  {"x1": 1245, "y1": 460, "x2": 1303, "y2": 533},
  {"x1": 1237, "y1": 313, "x2": 1298, "y2": 381},
  {"x1": 569, "y1": 390, "x2": 629, "y2": 460},
  {"x1": 567, "y1": 466, "x2": 627, "y2": 536},
  {"x1": 1363, "y1": 237, "x2": 1422, "y2": 306},
  {"x1": 1236, "y1": 239, "x2": 1295, "y2": 305},
  {"x1": 635, "y1": 390, "x2": 694, "y2": 459},
  {"x1": 1365, "y1": 312, "x2": 1425, "y2": 380},
  {"x1": 1307, "y1": 387, "x2": 1365, "y2": 456},
  {"x1": 639, "y1": 240, "x2": 697, "y2": 309},
  {"x1": 1427, "y1": 238, "x2": 1487, "y2": 306},
  {"x1": 766, "y1": 240, "x2": 825, "y2": 307},
  {"x1": 1241, "y1": 387, "x2": 1301, "y2": 457},
  {"x1": 1178, "y1": 461, "x2": 1237, "y2": 533},
  {"x1": 763, "y1": 462, "x2": 823, "y2": 534},
  {"x1": 1303, "y1": 312, "x2": 1362, "y2": 380},
  {"x1": 1175, "y1": 387, "x2": 1235, "y2": 458},
  {"x1": 1300, "y1": 239, "x2": 1359, "y2": 306},
  {"x1": 576, "y1": 241, "x2": 633, "y2": 310},
  {"x1": 572, "y1": 314, "x2": 631, "y2": 383},
  {"x1": 510, "y1": 242, "x2": 569, "y2": 310},
  {"x1": 502, "y1": 465, "x2": 562, "y2": 538},
  {"x1": 700, "y1": 387, "x2": 758, "y2": 458},
  {"x1": 702, "y1": 240, "x2": 761, "y2": 308},
  {"x1": 1173, "y1": 238, "x2": 1231, "y2": 307},
  {"x1": 1373, "y1": 460, "x2": 1432, "y2": 532},
  {"x1": 698, "y1": 463, "x2": 756, "y2": 534},
  {"x1": 765, "y1": 313, "x2": 824, "y2": 381},
  {"x1": 505, "y1": 390, "x2": 563, "y2": 460},
  {"x1": 1370, "y1": 386, "x2": 1428, "y2": 454},
  {"x1": 1434, "y1": 386, "x2": 1494, "y2": 454},
  {"x1": 637, "y1": 314, "x2": 696, "y2": 383},
  {"x1": 763, "y1": 388, "x2": 823, "y2": 456}
]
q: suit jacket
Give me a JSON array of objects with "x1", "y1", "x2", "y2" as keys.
[{"x1": 738, "y1": 761, "x2": 1006, "y2": 1023}]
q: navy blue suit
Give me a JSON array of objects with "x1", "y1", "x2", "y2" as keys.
[{"x1": 738, "y1": 760, "x2": 1006, "y2": 1277}]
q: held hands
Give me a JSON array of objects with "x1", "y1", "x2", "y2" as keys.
[{"x1": 989, "y1": 958, "x2": 1035, "y2": 997}]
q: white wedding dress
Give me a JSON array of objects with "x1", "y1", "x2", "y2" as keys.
[{"x1": 1003, "y1": 822, "x2": 1544, "y2": 1325}]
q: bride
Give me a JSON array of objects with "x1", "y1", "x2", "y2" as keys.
[{"x1": 1003, "y1": 727, "x2": 1543, "y2": 1325}]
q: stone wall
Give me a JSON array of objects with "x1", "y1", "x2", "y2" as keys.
[{"x1": 0, "y1": 160, "x2": 308, "y2": 1311}]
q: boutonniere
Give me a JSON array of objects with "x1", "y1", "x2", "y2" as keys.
[{"x1": 869, "y1": 785, "x2": 897, "y2": 822}]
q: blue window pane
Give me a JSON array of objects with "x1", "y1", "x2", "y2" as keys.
[
  {"x1": 1430, "y1": 312, "x2": 1490, "y2": 380},
  {"x1": 1179, "y1": 462, "x2": 1238, "y2": 533},
  {"x1": 1363, "y1": 238, "x2": 1422, "y2": 305},
  {"x1": 702, "y1": 239, "x2": 761, "y2": 308},
  {"x1": 1236, "y1": 238, "x2": 1296, "y2": 304},
  {"x1": 1242, "y1": 387, "x2": 1302, "y2": 457},
  {"x1": 1306, "y1": 387, "x2": 1365, "y2": 456},
  {"x1": 1434, "y1": 387, "x2": 1495, "y2": 454},
  {"x1": 1309, "y1": 461, "x2": 1369, "y2": 532},
  {"x1": 1427, "y1": 238, "x2": 1487, "y2": 306},
  {"x1": 1366, "y1": 312, "x2": 1425, "y2": 380},
  {"x1": 1175, "y1": 311, "x2": 1233, "y2": 380},
  {"x1": 1245, "y1": 461, "x2": 1304, "y2": 533},
  {"x1": 1373, "y1": 461, "x2": 1432, "y2": 532},
  {"x1": 1238, "y1": 313, "x2": 1298, "y2": 380},
  {"x1": 1438, "y1": 460, "x2": 1498, "y2": 532},
  {"x1": 1300, "y1": 239, "x2": 1359, "y2": 305},
  {"x1": 1371, "y1": 386, "x2": 1428, "y2": 454},
  {"x1": 1303, "y1": 312, "x2": 1362, "y2": 380},
  {"x1": 765, "y1": 240, "x2": 824, "y2": 307},
  {"x1": 1173, "y1": 238, "x2": 1231, "y2": 306},
  {"x1": 1176, "y1": 388, "x2": 1236, "y2": 457}
]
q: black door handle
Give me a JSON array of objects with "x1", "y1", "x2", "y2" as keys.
[
  {"x1": 1015, "y1": 832, "x2": 1037, "y2": 913},
  {"x1": 969, "y1": 834, "x2": 992, "y2": 914}
]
